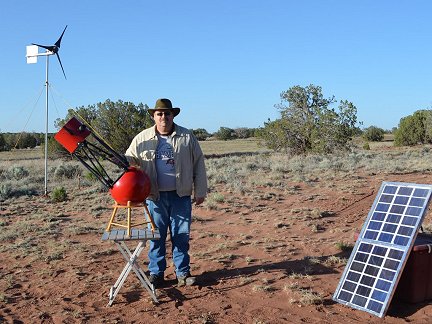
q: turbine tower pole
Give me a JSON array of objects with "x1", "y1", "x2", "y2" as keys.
[
  {"x1": 44, "y1": 52, "x2": 49, "y2": 195},
  {"x1": 25, "y1": 26, "x2": 67, "y2": 196}
]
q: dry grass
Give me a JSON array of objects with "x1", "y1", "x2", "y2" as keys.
[
  {"x1": 1, "y1": 139, "x2": 432, "y2": 321},
  {"x1": 200, "y1": 138, "x2": 269, "y2": 156},
  {"x1": 4, "y1": 140, "x2": 432, "y2": 203}
]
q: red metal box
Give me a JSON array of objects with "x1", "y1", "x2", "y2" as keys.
[
  {"x1": 54, "y1": 117, "x2": 91, "y2": 153},
  {"x1": 394, "y1": 233, "x2": 432, "y2": 303}
]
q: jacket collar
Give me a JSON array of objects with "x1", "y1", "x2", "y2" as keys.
[{"x1": 152, "y1": 123, "x2": 178, "y2": 138}]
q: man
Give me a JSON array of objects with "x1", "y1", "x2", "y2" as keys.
[{"x1": 125, "y1": 98, "x2": 208, "y2": 287}]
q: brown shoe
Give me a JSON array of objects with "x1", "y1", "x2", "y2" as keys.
[{"x1": 177, "y1": 273, "x2": 196, "y2": 286}]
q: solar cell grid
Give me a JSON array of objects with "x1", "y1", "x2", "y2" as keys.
[
  {"x1": 333, "y1": 181, "x2": 432, "y2": 317},
  {"x1": 335, "y1": 241, "x2": 401, "y2": 314},
  {"x1": 363, "y1": 186, "x2": 427, "y2": 246}
]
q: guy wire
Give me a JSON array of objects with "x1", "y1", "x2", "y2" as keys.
[
  {"x1": 48, "y1": 84, "x2": 62, "y2": 123},
  {"x1": 14, "y1": 85, "x2": 45, "y2": 149}
]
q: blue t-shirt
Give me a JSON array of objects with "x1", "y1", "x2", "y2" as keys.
[{"x1": 155, "y1": 134, "x2": 176, "y2": 191}]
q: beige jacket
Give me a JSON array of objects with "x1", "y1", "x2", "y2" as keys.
[{"x1": 125, "y1": 124, "x2": 208, "y2": 201}]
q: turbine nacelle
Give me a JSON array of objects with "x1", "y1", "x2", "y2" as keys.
[{"x1": 32, "y1": 44, "x2": 59, "y2": 54}]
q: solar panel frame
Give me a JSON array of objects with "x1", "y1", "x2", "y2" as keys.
[{"x1": 333, "y1": 181, "x2": 432, "y2": 317}]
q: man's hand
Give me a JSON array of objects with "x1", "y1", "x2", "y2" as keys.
[{"x1": 194, "y1": 196, "x2": 205, "y2": 205}]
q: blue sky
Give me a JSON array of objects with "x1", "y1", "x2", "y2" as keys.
[{"x1": 1, "y1": 1, "x2": 431, "y2": 134}]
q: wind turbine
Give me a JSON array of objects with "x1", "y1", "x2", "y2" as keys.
[
  {"x1": 26, "y1": 25, "x2": 68, "y2": 195},
  {"x1": 31, "y1": 25, "x2": 68, "y2": 79}
]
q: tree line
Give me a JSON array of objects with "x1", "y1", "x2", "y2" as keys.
[
  {"x1": 0, "y1": 98, "x2": 259, "y2": 154},
  {"x1": 0, "y1": 132, "x2": 44, "y2": 151},
  {"x1": 1, "y1": 84, "x2": 430, "y2": 155}
]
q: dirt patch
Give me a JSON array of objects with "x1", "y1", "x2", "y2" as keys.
[{"x1": 2, "y1": 171, "x2": 432, "y2": 323}]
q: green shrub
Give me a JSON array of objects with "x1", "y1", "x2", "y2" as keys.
[
  {"x1": 258, "y1": 84, "x2": 359, "y2": 155},
  {"x1": 15, "y1": 132, "x2": 38, "y2": 149},
  {"x1": 233, "y1": 127, "x2": 252, "y2": 139},
  {"x1": 215, "y1": 127, "x2": 235, "y2": 140},
  {"x1": 51, "y1": 187, "x2": 67, "y2": 202},
  {"x1": 0, "y1": 133, "x2": 8, "y2": 151},
  {"x1": 45, "y1": 136, "x2": 71, "y2": 159},
  {"x1": 0, "y1": 168, "x2": 5, "y2": 180},
  {"x1": 8, "y1": 166, "x2": 29, "y2": 180},
  {"x1": 85, "y1": 171, "x2": 98, "y2": 182},
  {"x1": 55, "y1": 100, "x2": 154, "y2": 153},
  {"x1": 394, "y1": 110, "x2": 432, "y2": 146},
  {"x1": 363, "y1": 142, "x2": 370, "y2": 150},
  {"x1": 192, "y1": 128, "x2": 211, "y2": 141},
  {"x1": 14, "y1": 185, "x2": 38, "y2": 198},
  {"x1": 211, "y1": 192, "x2": 225, "y2": 203},
  {"x1": 54, "y1": 164, "x2": 82, "y2": 179},
  {"x1": 83, "y1": 163, "x2": 106, "y2": 183},
  {"x1": 362, "y1": 126, "x2": 385, "y2": 142},
  {"x1": 335, "y1": 241, "x2": 353, "y2": 252},
  {"x1": 0, "y1": 183, "x2": 13, "y2": 200}
]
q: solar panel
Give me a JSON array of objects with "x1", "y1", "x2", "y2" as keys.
[{"x1": 333, "y1": 181, "x2": 432, "y2": 317}]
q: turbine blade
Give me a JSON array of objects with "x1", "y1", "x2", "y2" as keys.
[
  {"x1": 55, "y1": 25, "x2": 68, "y2": 48},
  {"x1": 56, "y1": 53, "x2": 67, "y2": 80},
  {"x1": 32, "y1": 43, "x2": 56, "y2": 52}
]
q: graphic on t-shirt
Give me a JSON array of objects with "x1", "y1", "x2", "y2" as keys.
[
  {"x1": 156, "y1": 136, "x2": 176, "y2": 191},
  {"x1": 156, "y1": 142, "x2": 175, "y2": 171},
  {"x1": 166, "y1": 158, "x2": 175, "y2": 167}
]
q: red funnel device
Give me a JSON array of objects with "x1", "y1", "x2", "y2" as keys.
[
  {"x1": 110, "y1": 167, "x2": 151, "y2": 205},
  {"x1": 55, "y1": 117, "x2": 156, "y2": 236},
  {"x1": 54, "y1": 117, "x2": 152, "y2": 203}
]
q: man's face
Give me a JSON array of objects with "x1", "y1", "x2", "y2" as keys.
[{"x1": 154, "y1": 109, "x2": 174, "y2": 134}]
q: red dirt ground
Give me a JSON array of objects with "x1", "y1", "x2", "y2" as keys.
[{"x1": 2, "y1": 171, "x2": 432, "y2": 323}]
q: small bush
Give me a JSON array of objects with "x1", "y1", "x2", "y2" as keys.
[
  {"x1": 0, "y1": 133, "x2": 8, "y2": 151},
  {"x1": 46, "y1": 136, "x2": 72, "y2": 159},
  {"x1": 51, "y1": 187, "x2": 67, "y2": 202},
  {"x1": 0, "y1": 183, "x2": 13, "y2": 200},
  {"x1": 14, "y1": 185, "x2": 38, "y2": 198},
  {"x1": 362, "y1": 126, "x2": 385, "y2": 142},
  {"x1": 211, "y1": 192, "x2": 225, "y2": 203},
  {"x1": 298, "y1": 288, "x2": 323, "y2": 306},
  {"x1": 54, "y1": 164, "x2": 82, "y2": 179},
  {"x1": 84, "y1": 164, "x2": 105, "y2": 183},
  {"x1": 192, "y1": 128, "x2": 211, "y2": 141},
  {"x1": 215, "y1": 127, "x2": 235, "y2": 140},
  {"x1": 363, "y1": 142, "x2": 370, "y2": 150},
  {"x1": 8, "y1": 166, "x2": 29, "y2": 180},
  {"x1": 0, "y1": 293, "x2": 9, "y2": 303},
  {"x1": 84, "y1": 171, "x2": 97, "y2": 182},
  {"x1": 234, "y1": 127, "x2": 252, "y2": 139},
  {"x1": 335, "y1": 241, "x2": 353, "y2": 252}
]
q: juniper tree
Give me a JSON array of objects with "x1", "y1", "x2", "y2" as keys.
[
  {"x1": 55, "y1": 99, "x2": 153, "y2": 153},
  {"x1": 258, "y1": 84, "x2": 359, "y2": 155}
]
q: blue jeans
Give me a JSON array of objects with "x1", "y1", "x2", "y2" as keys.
[{"x1": 147, "y1": 191, "x2": 192, "y2": 278}]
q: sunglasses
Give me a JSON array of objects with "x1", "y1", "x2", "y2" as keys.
[{"x1": 155, "y1": 111, "x2": 172, "y2": 117}]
